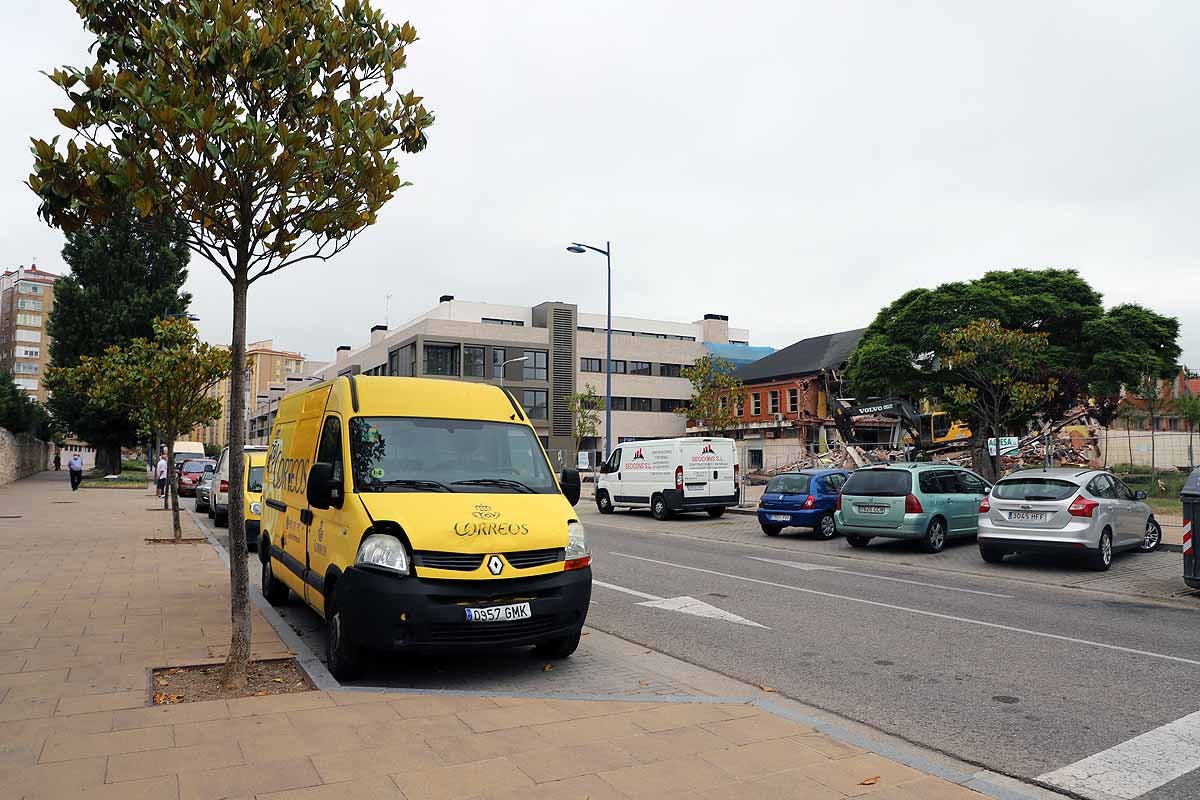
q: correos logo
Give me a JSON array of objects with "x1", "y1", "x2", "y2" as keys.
[{"x1": 267, "y1": 436, "x2": 309, "y2": 494}]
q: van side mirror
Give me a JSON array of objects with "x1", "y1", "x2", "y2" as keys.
[
  {"x1": 560, "y1": 468, "x2": 582, "y2": 506},
  {"x1": 307, "y1": 462, "x2": 336, "y2": 510},
  {"x1": 1134, "y1": 490, "x2": 1147, "y2": 501},
  {"x1": 598, "y1": 463, "x2": 610, "y2": 474}
]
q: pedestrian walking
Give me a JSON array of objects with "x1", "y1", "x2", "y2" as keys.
[
  {"x1": 53, "y1": 452, "x2": 61, "y2": 471},
  {"x1": 67, "y1": 454, "x2": 84, "y2": 491},
  {"x1": 156, "y1": 451, "x2": 169, "y2": 499}
]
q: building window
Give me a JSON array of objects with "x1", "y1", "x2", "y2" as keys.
[
  {"x1": 482, "y1": 318, "x2": 525, "y2": 327},
  {"x1": 630, "y1": 361, "x2": 651, "y2": 376},
  {"x1": 609, "y1": 396, "x2": 627, "y2": 411},
  {"x1": 523, "y1": 350, "x2": 548, "y2": 381},
  {"x1": 769, "y1": 390, "x2": 780, "y2": 414},
  {"x1": 729, "y1": 340, "x2": 748, "y2": 345},
  {"x1": 719, "y1": 396, "x2": 728, "y2": 412},
  {"x1": 660, "y1": 399, "x2": 687, "y2": 413},
  {"x1": 17, "y1": 347, "x2": 40, "y2": 359},
  {"x1": 492, "y1": 347, "x2": 507, "y2": 378},
  {"x1": 12, "y1": 362, "x2": 39, "y2": 374},
  {"x1": 16, "y1": 314, "x2": 40, "y2": 328},
  {"x1": 659, "y1": 363, "x2": 682, "y2": 378},
  {"x1": 751, "y1": 393, "x2": 761, "y2": 416},
  {"x1": 424, "y1": 343, "x2": 460, "y2": 376},
  {"x1": 630, "y1": 397, "x2": 653, "y2": 412},
  {"x1": 788, "y1": 388, "x2": 799, "y2": 413},
  {"x1": 17, "y1": 282, "x2": 44, "y2": 295},
  {"x1": 523, "y1": 389, "x2": 548, "y2": 419},
  {"x1": 463, "y1": 346, "x2": 486, "y2": 378},
  {"x1": 15, "y1": 330, "x2": 41, "y2": 343},
  {"x1": 16, "y1": 299, "x2": 43, "y2": 312},
  {"x1": 387, "y1": 348, "x2": 401, "y2": 376},
  {"x1": 577, "y1": 326, "x2": 595, "y2": 333},
  {"x1": 734, "y1": 397, "x2": 744, "y2": 416},
  {"x1": 13, "y1": 378, "x2": 37, "y2": 391},
  {"x1": 610, "y1": 360, "x2": 627, "y2": 374},
  {"x1": 581, "y1": 357, "x2": 602, "y2": 372}
]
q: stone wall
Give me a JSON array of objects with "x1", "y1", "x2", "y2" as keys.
[{"x1": 0, "y1": 427, "x2": 52, "y2": 486}]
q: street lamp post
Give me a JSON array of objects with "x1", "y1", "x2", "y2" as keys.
[
  {"x1": 498, "y1": 356, "x2": 528, "y2": 394},
  {"x1": 566, "y1": 241, "x2": 611, "y2": 460}
]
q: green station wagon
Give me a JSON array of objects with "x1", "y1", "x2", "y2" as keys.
[{"x1": 835, "y1": 463, "x2": 991, "y2": 553}]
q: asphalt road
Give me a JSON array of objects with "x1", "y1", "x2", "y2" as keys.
[{"x1": 193, "y1": 501, "x2": 1200, "y2": 800}]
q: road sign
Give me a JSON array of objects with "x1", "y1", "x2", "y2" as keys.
[{"x1": 988, "y1": 436, "x2": 1020, "y2": 456}]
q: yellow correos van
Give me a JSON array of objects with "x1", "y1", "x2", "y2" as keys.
[
  {"x1": 259, "y1": 376, "x2": 590, "y2": 679},
  {"x1": 244, "y1": 449, "x2": 267, "y2": 552}
]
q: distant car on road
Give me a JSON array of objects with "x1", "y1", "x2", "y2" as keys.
[
  {"x1": 176, "y1": 458, "x2": 215, "y2": 498},
  {"x1": 978, "y1": 468, "x2": 1161, "y2": 571},
  {"x1": 758, "y1": 469, "x2": 850, "y2": 539},
  {"x1": 835, "y1": 463, "x2": 991, "y2": 553},
  {"x1": 195, "y1": 464, "x2": 216, "y2": 514}
]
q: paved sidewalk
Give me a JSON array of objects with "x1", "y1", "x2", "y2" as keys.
[{"x1": 0, "y1": 472, "x2": 1005, "y2": 799}]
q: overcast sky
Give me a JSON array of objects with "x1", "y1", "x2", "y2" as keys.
[{"x1": 4, "y1": 1, "x2": 1196, "y2": 366}]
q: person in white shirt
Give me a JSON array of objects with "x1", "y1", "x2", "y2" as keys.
[
  {"x1": 156, "y1": 451, "x2": 169, "y2": 498},
  {"x1": 67, "y1": 454, "x2": 84, "y2": 491}
]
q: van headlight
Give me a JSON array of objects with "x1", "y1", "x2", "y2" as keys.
[
  {"x1": 566, "y1": 521, "x2": 589, "y2": 561},
  {"x1": 356, "y1": 533, "x2": 410, "y2": 575},
  {"x1": 250, "y1": 502, "x2": 262, "y2": 515}
]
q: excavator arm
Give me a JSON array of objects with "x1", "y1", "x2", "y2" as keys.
[{"x1": 829, "y1": 396, "x2": 927, "y2": 450}]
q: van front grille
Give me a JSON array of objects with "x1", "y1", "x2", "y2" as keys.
[
  {"x1": 429, "y1": 616, "x2": 557, "y2": 644},
  {"x1": 505, "y1": 548, "x2": 564, "y2": 569},
  {"x1": 414, "y1": 551, "x2": 485, "y2": 571}
]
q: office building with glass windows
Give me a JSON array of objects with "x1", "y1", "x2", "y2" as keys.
[{"x1": 0, "y1": 265, "x2": 59, "y2": 404}]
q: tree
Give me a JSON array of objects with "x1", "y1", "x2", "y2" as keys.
[
  {"x1": 566, "y1": 384, "x2": 601, "y2": 465},
  {"x1": 1130, "y1": 374, "x2": 1171, "y2": 479},
  {"x1": 0, "y1": 372, "x2": 48, "y2": 436},
  {"x1": 31, "y1": 0, "x2": 432, "y2": 689},
  {"x1": 1173, "y1": 393, "x2": 1200, "y2": 469},
  {"x1": 677, "y1": 355, "x2": 745, "y2": 436},
  {"x1": 937, "y1": 320, "x2": 1058, "y2": 480},
  {"x1": 45, "y1": 212, "x2": 191, "y2": 474},
  {"x1": 60, "y1": 319, "x2": 229, "y2": 540}
]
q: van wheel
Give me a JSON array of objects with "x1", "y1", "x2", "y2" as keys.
[
  {"x1": 815, "y1": 512, "x2": 837, "y2": 540},
  {"x1": 1138, "y1": 518, "x2": 1162, "y2": 553},
  {"x1": 1088, "y1": 530, "x2": 1113, "y2": 572},
  {"x1": 707, "y1": 507, "x2": 725, "y2": 519},
  {"x1": 979, "y1": 544, "x2": 1005, "y2": 564},
  {"x1": 324, "y1": 601, "x2": 362, "y2": 682},
  {"x1": 920, "y1": 518, "x2": 947, "y2": 554},
  {"x1": 846, "y1": 533, "x2": 871, "y2": 548},
  {"x1": 760, "y1": 523, "x2": 781, "y2": 536},
  {"x1": 535, "y1": 628, "x2": 581, "y2": 659},
  {"x1": 651, "y1": 494, "x2": 671, "y2": 521},
  {"x1": 261, "y1": 556, "x2": 289, "y2": 606},
  {"x1": 207, "y1": 505, "x2": 214, "y2": 519},
  {"x1": 214, "y1": 508, "x2": 227, "y2": 528},
  {"x1": 596, "y1": 491, "x2": 614, "y2": 515}
]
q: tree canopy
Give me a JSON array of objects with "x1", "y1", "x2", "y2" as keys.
[
  {"x1": 0, "y1": 372, "x2": 52, "y2": 438},
  {"x1": 678, "y1": 355, "x2": 745, "y2": 435}
]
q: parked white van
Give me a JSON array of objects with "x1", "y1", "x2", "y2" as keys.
[{"x1": 595, "y1": 437, "x2": 740, "y2": 520}]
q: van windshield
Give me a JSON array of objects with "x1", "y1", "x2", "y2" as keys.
[{"x1": 349, "y1": 417, "x2": 558, "y2": 494}]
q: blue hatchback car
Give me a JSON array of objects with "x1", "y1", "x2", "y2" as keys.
[{"x1": 758, "y1": 469, "x2": 851, "y2": 538}]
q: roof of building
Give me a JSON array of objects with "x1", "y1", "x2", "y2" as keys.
[
  {"x1": 1186, "y1": 378, "x2": 1200, "y2": 397},
  {"x1": 732, "y1": 328, "x2": 866, "y2": 383}
]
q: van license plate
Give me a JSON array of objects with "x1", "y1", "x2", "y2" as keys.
[
  {"x1": 1008, "y1": 511, "x2": 1047, "y2": 522},
  {"x1": 857, "y1": 504, "x2": 888, "y2": 514},
  {"x1": 465, "y1": 603, "x2": 532, "y2": 623}
]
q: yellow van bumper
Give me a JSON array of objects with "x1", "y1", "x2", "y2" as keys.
[{"x1": 335, "y1": 566, "x2": 591, "y2": 652}]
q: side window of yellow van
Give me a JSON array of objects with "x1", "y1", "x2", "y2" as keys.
[{"x1": 317, "y1": 416, "x2": 344, "y2": 504}]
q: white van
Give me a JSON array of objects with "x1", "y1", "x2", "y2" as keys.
[
  {"x1": 171, "y1": 440, "x2": 205, "y2": 469},
  {"x1": 595, "y1": 437, "x2": 740, "y2": 520},
  {"x1": 210, "y1": 444, "x2": 267, "y2": 527}
]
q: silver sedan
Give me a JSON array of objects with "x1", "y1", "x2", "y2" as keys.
[{"x1": 977, "y1": 468, "x2": 1161, "y2": 570}]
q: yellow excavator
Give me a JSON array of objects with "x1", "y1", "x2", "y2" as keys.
[{"x1": 829, "y1": 396, "x2": 972, "y2": 453}]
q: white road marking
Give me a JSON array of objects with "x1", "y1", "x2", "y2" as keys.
[
  {"x1": 592, "y1": 579, "x2": 767, "y2": 628},
  {"x1": 1037, "y1": 709, "x2": 1200, "y2": 799},
  {"x1": 610, "y1": 552, "x2": 1200, "y2": 668},
  {"x1": 745, "y1": 556, "x2": 1013, "y2": 598}
]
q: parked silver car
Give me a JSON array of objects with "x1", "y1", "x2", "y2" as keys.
[
  {"x1": 194, "y1": 463, "x2": 216, "y2": 514},
  {"x1": 977, "y1": 468, "x2": 1162, "y2": 570}
]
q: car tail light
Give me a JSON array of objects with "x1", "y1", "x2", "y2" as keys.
[
  {"x1": 904, "y1": 494, "x2": 923, "y2": 514},
  {"x1": 1069, "y1": 495, "x2": 1099, "y2": 517},
  {"x1": 802, "y1": 495, "x2": 815, "y2": 509},
  {"x1": 836, "y1": 494, "x2": 843, "y2": 511},
  {"x1": 675, "y1": 466, "x2": 683, "y2": 492},
  {"x1": 978, "y1": 496, "x2": 991, "y2": 513},
  {"x1": 219, "y1": 480, "x2": 229, "y2": 493}
]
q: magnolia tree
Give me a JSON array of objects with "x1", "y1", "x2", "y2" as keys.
[
  {"x1": 62, "y1": 318, "x2": 230, "y2": 540},
  {"x1": 30, "y1": 0, "x2": 433, "y2": 688},
  {"x1": 677, "y1": 355, "x2": 745, "y2": 436}
]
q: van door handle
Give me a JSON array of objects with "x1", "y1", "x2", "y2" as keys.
[
  {"x1": 299, "y1": 509, "x2": 313, "y2": 525},
  {"x1": 713, "y1": 470, "x2": 718, "y2": 479}
]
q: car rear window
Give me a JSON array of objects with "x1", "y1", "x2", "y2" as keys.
[
  {"x1": 766, "y1": 474, "x2": 811, "y2": 494},
  {"x1": 842, "y1": 469, "x2": 911, "y2": 497},
  {"x1": 993, "y1": 478, "x2": 1077, "y2": 501},
  {"x1": 182, "y1": 462, "x2": 209, "y2": 473}
]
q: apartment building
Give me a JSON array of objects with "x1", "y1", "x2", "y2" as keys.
[
  {"x1": 0, "y1": 265, "x2": 59, "y2": 404},
  {"x1": 300, "y1": 296, "x2": 767, "y2": 464},
  {"x1": 193, "y1": 339, "x2": 306, "y2": 448}
]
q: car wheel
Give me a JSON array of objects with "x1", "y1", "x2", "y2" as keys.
[
  {"x1": 846, "y1": 533, "x2": 871, "y2": 548},
  {"x1": 214, "y1": 508, "x2": 227, "y2": 528},
  {"x1": 1088, "y1": 529, "x2": 1113, "y2": 571},
  {"x1": 920, "y1": 518, "x2": 947, "y2": 554},
  {"x1": 815, "y1": 511, "x2": 837, "y2": 540},
  {"x1": 979, "y1": 544, "x2": 1005, "y2": 564},
  {"x1": 760, "y1": 523, "x2": 781, "y2": 536},
  {"x1": 324, "y1": 601, "x2": 362, "y2": 682},
  {"x1": 1137, "y1": 518, "x2": 1162, "y2": 553},
  {"x1": 207, "y1": 505, "x2": 214, "y2": 519},
  {"x1": 534, "y1": 628, "x2": 582, "y2": 659},
  {"x1": 261, "y1": 555, "x2": 289, "y2": 606},
  {"x1": 596, "y1": 491, "x2": 614, "y2": 515},
  {"x1": 651, "y1": 494, "x2": 670, "y2": 521},
  {"x1": 707, "y1": 507, "x2": 725, "y2": 519}
]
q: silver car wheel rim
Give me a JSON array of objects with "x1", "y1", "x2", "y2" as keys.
[
  {"x1": 821, "y1": 516, "x2": 835, "y2": 537},
  {"x1": 1143, "y1": 522, "x2": 1159, "y2": 549},
  {"x1": 1102, "y1": 536, "x2": 1112, "y2": 564},
  {"x1": 931, "y1": 523, "x2": 944, "y2": 549}
]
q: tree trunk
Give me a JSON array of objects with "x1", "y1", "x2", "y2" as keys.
[
  {"x1": 970, "y1": 430, "x2": 994, "y2": 482},
  {"x1": 166, "y1": 441, "x2": 182, "y2": 541},
  {"x1": 1148, "y1": 413, "x2": 1157, "y2": 479},
  {"x1": 1103, "y1": 426, "x2": 1108, "y2": 469},
  {"x1": 96, "y1": 442, "x2": 122, "y2": 476},
  {"x1": 1126, "y1": 416, "x2": 1134, "y2": 469},
  {"x1": 991, "y1": 423, "x2": 1001, "y2": 482},
  {"x1": 221, "y1": 272, "x2": 251, "y2": 691}
]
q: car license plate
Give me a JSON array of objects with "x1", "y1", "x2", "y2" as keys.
[
  {"x1": 768, "y1": 514, "x2": 791, "y2": 522},
  {"x1": 1008, "y1": 511, "x2": 1047, "y2": 522},
  {"x1": 465, "y1": 602, "x2": 532, "y2": 623},
  {"x1": 857, "y1": 504, "x2": 888, "y2": 514}
]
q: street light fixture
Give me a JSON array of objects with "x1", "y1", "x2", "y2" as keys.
[
  {"x1": 498, "y1": 356, "x2": 528, "y2": 393},
  {"x1": 566, "y1": 241, "x2": 612, "y2": 460}
]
